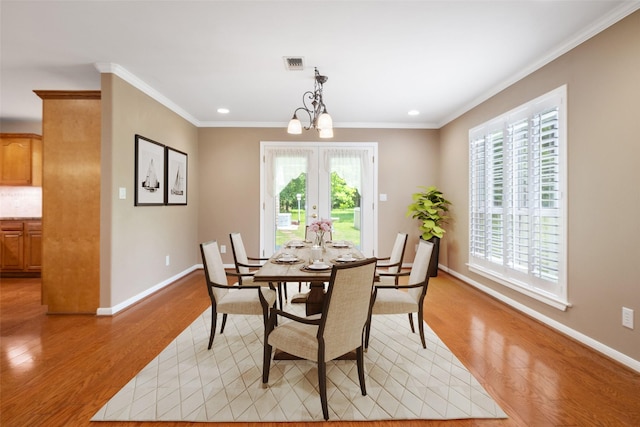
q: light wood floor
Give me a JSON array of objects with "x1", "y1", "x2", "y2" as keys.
[{"x1": 1, "y1": 270, "x2": 639, "y2": 426}]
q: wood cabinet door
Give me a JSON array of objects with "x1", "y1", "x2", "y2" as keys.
[
  {"x1": 0, "y1": 135, "x2": 32, "y2": 185},
  {"x1": 0, "y1": 222, "x2": 24, "y2": 271},
  {"x1": 25, "y1": 221, "x2": 42, "y2": 271}
]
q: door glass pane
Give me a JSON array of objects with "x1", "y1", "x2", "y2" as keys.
[
  {"x1": 273, "y1": 151, "x2": 308, "y2": 250},
  {"x1": 275, "y1": 171, "x2": 306, "y2": 249},
  {"x1": 327, "y1": 150, "x2": 364, "y2": 250}
]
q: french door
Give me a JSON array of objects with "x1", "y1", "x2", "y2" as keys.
[{"x1": 260, "y1": 141, "x2": 377, "y2": 257}]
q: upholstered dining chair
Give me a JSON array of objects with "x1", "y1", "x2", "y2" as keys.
[
  {"x1": 200, "y1": 240, "x2": 277, "y2": 350},
  {"x1": 375, "y1": 232, "x2": 408, "y2": 285},
  {"x1": 230, "y1": 232, "x2": 286, "y2": 307},
  {"x1": 262, "y1": 257, "x2": 377, "y2": 421},
  {"x1": 229, "y1": 232, "x2": 269, "y2": 285},
  {"x1": 365, "y1": 239, "x2": 435, "y2": 350}
]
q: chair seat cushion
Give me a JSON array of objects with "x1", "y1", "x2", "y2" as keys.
[
  {"x1": 217, "y1": 287, "x2": 276, "y2": 315},
  {"x1": 372, "y1": 288, "x2": 418, "y2": 314},
  {"x1": 268, "y1": 321, "x2": 319, "y2": 361}
]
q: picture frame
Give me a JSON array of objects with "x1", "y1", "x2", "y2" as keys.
[
  {"x1": 134, "y1": 134, "x2": 166, "y2": 206},
  {"x1": 165, "y1": 147, "x2": 188, "y2": 205}
]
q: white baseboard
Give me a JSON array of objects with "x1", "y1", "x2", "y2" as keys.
[
  {"x1": 96, "y1": 265, "x2": 200, "y2": 316},
  {"x1": 440, "y1": 265, "x2": 640, "y2": 373}
]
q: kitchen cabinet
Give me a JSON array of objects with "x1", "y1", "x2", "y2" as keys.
[
  {"x1": 0, "y1": 221, "x2": 24, "y2": 271},
  {"x1": 25, "y1": 220, "x2": 42, "y2": 271},
  {"x1": 0, "y1": 219, "x2": 41, "y2": 276},
  {"x1": 0, "y1": 133, "x2": 42, "y2": 186}
]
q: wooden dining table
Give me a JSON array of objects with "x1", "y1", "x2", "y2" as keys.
[{"x1": 253, "y1": 239, "x2": 363, "y2": 316}]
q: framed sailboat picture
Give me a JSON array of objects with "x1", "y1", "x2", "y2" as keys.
[
  {"x1": 166, "y1": 147, "x2": 187, "y2": 205},
  {"x1": 134, "y1": 135, "x2": 166, "y2": 206}
]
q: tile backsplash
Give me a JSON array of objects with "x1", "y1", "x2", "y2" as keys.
[{"x1": 0, "y1": 186, "x2": 42, "y2": 218}]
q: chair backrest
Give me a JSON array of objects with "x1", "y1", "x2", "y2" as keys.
[
  {"x1": 229, "y1": 232, "x2": 250, "y2": 275},
  {"x1": 305, "y1": 225, "x2": 333, "y2": 242},
  {"x1": 200, "y1": 240, "x2": 229, "y2": 304},
  {"x1": 319, "y1": 258, "x2": 377, "y2": 361},
  {"x1": 387, "y1": 232, "x2": 408, "y2": 274},
  {"x1": 407, "y1": 239, "x2": 435, "y2": 302}
]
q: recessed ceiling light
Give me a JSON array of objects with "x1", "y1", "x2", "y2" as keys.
[
  {"x1": 408, "y1": 110, "x2": 420, "y2": 116},
  {"x1": 217, "y1": 108, "x2": 230, "y2": 114}
]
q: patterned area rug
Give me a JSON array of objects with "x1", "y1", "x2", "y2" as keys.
[{"x1": 92, "y1": 287, "x2": 507, "y2": 422}]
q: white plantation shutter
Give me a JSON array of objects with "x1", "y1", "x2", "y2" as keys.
[{"x1": 469, "y1": 86, "x2": 567, "y2": 309}]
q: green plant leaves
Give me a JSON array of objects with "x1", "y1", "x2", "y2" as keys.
[{"x1": 407, "y1": 186, "x2": 452, "y2": 238}]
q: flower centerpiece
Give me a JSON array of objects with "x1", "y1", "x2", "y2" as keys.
[{"x1": 309, "y1": 218, "x2": 333, "y2": 249}]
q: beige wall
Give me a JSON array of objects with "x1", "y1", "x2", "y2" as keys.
[
  {"x1": 100, "y1": 74, "x2": 199, "y2": 309},
  {"x1": 197, "y1": 127, "x2": 440, "y2": 265},
  {"x1": 0, "y1": 119, "x2": 41, "y2": 134},
  {"x1": 440, "y1": 11, "x2": 640, "y2": 361}
]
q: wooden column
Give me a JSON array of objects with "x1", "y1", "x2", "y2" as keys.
[{"x1": 35, "y1": 90, "x2": 101, "y2": 314}]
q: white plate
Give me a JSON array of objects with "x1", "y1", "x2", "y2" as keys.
[
  {"x1": 287, "y1": 242, "x2": 305, "y2": 248},
  {"x1": 278, "y1": 257, "x2": 298, "y2": 263},
  {"x1": 307, "y1": 263, "x2": 330, "y2": 270},
  {"x1": 337, "y1": 257, "x2": 356, "y2": 262}
]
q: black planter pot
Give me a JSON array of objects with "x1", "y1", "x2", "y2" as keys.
[{"x1": 422, "y1": 236, "x2": 440, "y2": 277}]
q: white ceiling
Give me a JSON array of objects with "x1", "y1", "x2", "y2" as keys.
[{"x1": 1, "y1": 1, "x2": 638, "y2": 129}]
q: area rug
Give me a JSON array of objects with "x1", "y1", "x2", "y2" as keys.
[{"x1": 92, "y1": 287, "x2": 507, "y2": 422}]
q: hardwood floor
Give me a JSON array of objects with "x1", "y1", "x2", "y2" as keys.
[{"x1": 1, "y1": 271, "x2": 639, "y2": 426}]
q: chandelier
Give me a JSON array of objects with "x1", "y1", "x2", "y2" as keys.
[{"x1": 287, "y1": 67, "x2": 333, "y2": 138}]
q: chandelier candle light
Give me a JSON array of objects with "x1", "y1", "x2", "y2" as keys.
[{"x1": 287, "y1": 68, "x2": 333, "y2": 138}]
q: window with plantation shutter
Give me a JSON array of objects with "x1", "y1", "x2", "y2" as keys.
[{"x1": 469, "y1": 86, "x2": 568, "y2": 310}]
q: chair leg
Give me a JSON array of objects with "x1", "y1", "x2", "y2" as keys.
[
  {"x1": 262, "y1": 312, "x2": 277, "y2": 386},
  {"x1": 364, "y1": 319, "x2": 371, "y2": 350},
  {"x1": 318, "y1": 358, "x2": 329, "y2": 420},
  {"x1": 262, "y1": 341, "x2": 273, "y2": 386},
  {"x1": 220, "y1": 313, "x2": 228, "y2": 334},
  {"x1": 277, "y1": 282, "x2": 284, "y2": 309},
  {"x1": 418, "y1": 306, "x2": 426, "y2": 349},
  {"x1": 208, "y1": 308, "x2": 217, "y2": 350},
  {"x1": 356, "y1": 346, "x2": 367, "y2": 396},
  {"x1": 408, "y1": 312, "x2": 415, "y2": 333}
]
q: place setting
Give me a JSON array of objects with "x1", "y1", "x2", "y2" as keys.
[
  {"x1": 271, "y1": 252, "x2": 304, "y2": 264},
  {"x1": 285, "y1": 240, "x2": 306, "y2": 249},
  {"x1": 331, "y1": 252, "x2": 361, "y2": 263},
  {"x1": 328, "y1": 240, "x2": 351, "y2": 248},
  {"x1": 300, "y1": 259, "x2": 332, "y2": 271}
]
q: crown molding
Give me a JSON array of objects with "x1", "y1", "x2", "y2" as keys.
[{"x1": 94, "y1": 62, "x2": 200, "y2": 126}]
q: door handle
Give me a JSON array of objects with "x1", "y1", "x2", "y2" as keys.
[{"x1": 311, "y1": 213, "x2": 318, "y2": 218}]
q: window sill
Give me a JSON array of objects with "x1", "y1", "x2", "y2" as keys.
[{"x1": 468, "y1": 264, "x2": 570, "y2": 311}]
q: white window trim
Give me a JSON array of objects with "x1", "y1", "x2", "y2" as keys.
[{"x1": 468, "y1": 85, "x2": 569, "y2": 310}]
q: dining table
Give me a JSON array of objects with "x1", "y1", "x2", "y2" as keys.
[{"x1": 253, "y1": 239, "x2": 364, "y2": 316}]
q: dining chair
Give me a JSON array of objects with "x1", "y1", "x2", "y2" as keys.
[
  {"x1": 262, "y1": 257, "x2": 377, "y2": 421},
  {"x1": 375, "y1": 232, "x2": 408, "y2": 286},
  {"x1": 229, "y1": 232, "x2": 269, "y2": 285},
  {"x1": 200, "y1": 240, "x2": 277, "y2": 350},
  {"x1": 230, "y1": 232, "x2": 287, "y2": 307},
  {"x1": 365, "y1": 239, "x2": 435, "y2": 350}
]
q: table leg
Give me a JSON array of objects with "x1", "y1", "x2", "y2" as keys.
[{"x1": 305, "y1": 281, "x2": 325, "y2": 316}]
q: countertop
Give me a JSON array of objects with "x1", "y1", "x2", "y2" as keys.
[{"x1": 0, "y1": 217, "x2": 42, "y2": 220}]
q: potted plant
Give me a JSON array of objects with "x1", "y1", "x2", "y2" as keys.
[{"x1": 406, "y1": 186, "x2": 452, "y2": 276}]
